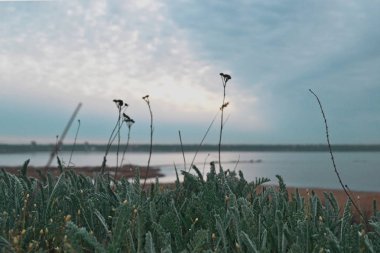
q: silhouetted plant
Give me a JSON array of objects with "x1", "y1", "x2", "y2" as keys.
[
  {"x1": 178, "y1": 130, "x2": 187, "y2": 171},
  {"x1": 218, "y1": 73, "x2": 231, "y2": 170},
  {"x1": 101, "y1": 99, "x2": 128, "y2": 173},
  {"x1": 142, "y1": 95, "x2": 153, "y2": 188},
  {"x1": 309, "y1": 89, "x2": 364, "y2": 219},
  {"x1": 119, "y1": 114, "x2": 135, "y2": 178},
  {"x1": 188, "y1": 111, "x2": 219, "y2": 172},
  {"x1": 68, "y1": 119, "x2": 80, "y2": 167}
]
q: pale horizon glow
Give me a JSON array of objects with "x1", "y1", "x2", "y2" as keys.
[{"x1": 1, "y1": 1, "x2": 380, "y2": 145}]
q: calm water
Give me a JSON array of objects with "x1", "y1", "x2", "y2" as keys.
[{"x1": 0, "y1": 151, "x2": 379, "y2": 192}]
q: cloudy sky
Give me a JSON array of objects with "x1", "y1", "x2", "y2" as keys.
[{"x1": 1, "y1": 0, "x2": 380, "y2": 145}]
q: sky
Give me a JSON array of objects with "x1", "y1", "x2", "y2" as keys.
[{"x1": 1, "y1": 0, "x2": 380, "y2": 145}]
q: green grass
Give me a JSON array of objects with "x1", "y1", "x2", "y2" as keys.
[{"x1": 0, "y1": 162, "x2": 379, "y2": 252}]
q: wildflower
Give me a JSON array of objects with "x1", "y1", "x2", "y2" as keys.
[
  {"x1": 219, "y1": 73, "x2": 232, "y2": 84},
  {"x1": 113, "y1": 99, "x2": 124, "y2": 109}
]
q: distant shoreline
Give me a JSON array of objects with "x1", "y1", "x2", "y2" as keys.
[{"x1": 1, "y1": 143, "x2": 380, "y2": 153}]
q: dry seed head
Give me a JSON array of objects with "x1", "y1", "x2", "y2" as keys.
[
  {"x1": 45, "y1": 228, "x2": 48, "y2": 234},
  {"x1": 21, "y1": 229, "x2": 26, "y2": 235},
  {"x1": 39, "y1": 229, "x2": 44, "y2": 235},
  {"x1": 77, "y1": 209, "x2": 81, "y2": 215},
  {"x1": 49, "y1": 218, "x2": 53, "y2": 223},
  {"x1": 123, "y1": 199, "x2": 128, "y2": 205},
  {"x1": 64, "y1": 215, "x2": 72, "y2": 222},
  {"x1": 13, "y1": 236, "x2": 19, "y2": 245},
  {"x1": 212, "y1": 233, "x2": 216, "y2": 240},
  {"x1": 235, "y1": 242, "x2": 240, "y2": 250}
]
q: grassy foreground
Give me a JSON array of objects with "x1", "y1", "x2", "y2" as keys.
[{"x1": 0, "y1": 161, "x2": 380, "y2": 252}]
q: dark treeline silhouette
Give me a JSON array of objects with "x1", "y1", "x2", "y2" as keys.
[{"x1": 1, "y1": 143, "x2": 380, "y2": 154}]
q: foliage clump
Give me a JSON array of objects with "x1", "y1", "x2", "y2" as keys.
[{"x1": 0, "y1": 162, "x2": 379, "y2": 252}]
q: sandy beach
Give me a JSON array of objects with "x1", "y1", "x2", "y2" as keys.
[{"x1": 283, "y1": 186, "x2": 380, "y2": 220}]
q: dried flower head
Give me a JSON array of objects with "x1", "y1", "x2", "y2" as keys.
[
  {"x1": 113, "y1": 99, "x2": 124, "y2": 109},
  {"x1": 220, "y1": 73, "x2": 232, "y2": 84},
  {"x1": 123, "y1": 113, "x2": 131, "y2": 121}
]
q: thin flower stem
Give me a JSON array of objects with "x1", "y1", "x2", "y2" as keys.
[
  {"x1": 189, "y1": 111, "x2": 219, "y2": 172},
  {"x1": 119, "y1": 125, "x2": 132, "y2": 175},
  {"x1": 309, "y1": 89, "x2": 364, "y2": 219},
  {"x1": 68, "y1": 119, "x2": 80, "y2": 166},
  {"x1": 142, "y1": 96, "x2": 153, "y2": 188},
  {"x1": 218, "y1": 75, "x2": 227, "y2": 171},
  {"x1": 179, "y1": 130, "x2": 187, "y2": 171}
]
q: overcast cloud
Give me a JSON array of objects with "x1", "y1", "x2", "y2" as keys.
[{"x1": 1, "y1": 0, "x2": 379, "y2": 144}]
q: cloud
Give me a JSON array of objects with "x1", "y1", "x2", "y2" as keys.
[
  {"x1": 1, "y1": 0, "x2": 262, "y2": 143},
  {"x1": 1, "y1": 0, "x2": 380, "y2": 144}
]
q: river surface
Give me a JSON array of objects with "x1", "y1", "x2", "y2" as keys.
[{"x1": 1, "y1": 151, "x2": 379, "y2": 192}]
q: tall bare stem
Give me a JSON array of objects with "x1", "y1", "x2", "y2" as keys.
[
  {"x1": 218, "y1": 73, "x2": 231, "y2": 171},
  {"x1": 309, "y1": 89, "x2": 363, "y2": 219},
  {"x1": 142, "y1": 95, "x2": 153, "y2": 188}
]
